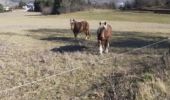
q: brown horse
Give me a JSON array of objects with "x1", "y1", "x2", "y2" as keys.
[
  {"x1": 97, "y1": 22, "x2": 112, "y2": 55},
  {"x1": 70, "y1": 19, "x2": 90, "y2": 39}
]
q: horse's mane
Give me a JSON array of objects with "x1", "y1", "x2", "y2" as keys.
[{"x1": 97, "y1": 26, "x2": 105, "y2": 38}]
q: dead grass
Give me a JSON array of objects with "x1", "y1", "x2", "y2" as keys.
[{"x1": 0, "y1": 9, "x2": 169, "y2": 100}]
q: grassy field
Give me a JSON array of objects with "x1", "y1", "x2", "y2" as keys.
[
  {"x1": 0, "y1": 9, "x2": 169, "y2": 100},
  {"x1": 58, "y1": 9, "x2": 170, "y2": 24}
]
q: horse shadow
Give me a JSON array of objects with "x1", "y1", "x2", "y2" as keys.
[
  {"x1": 49, "y1": 38, "x2": 98, "y2": 54},
  {"x1": 51, "y1": 45, "x2": 88, "y2": 53}
]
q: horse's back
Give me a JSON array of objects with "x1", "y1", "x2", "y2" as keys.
[
  {"x1": 74, "y1": 21, "x2": 89, "y2": 32},
  {"x1": 81, "y1": 21, "x2": 89, "y2": 31},
  {"x1": 106, "y1": 24, "x2": 112, "y2": 37}
]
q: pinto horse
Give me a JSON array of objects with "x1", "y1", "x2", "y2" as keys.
[
  {"x1": 70, "y1": 19, "x2": 90, "y2": 39},
  {"x1": 97, "y1": 22, "x2": 112, "y2": 55}
]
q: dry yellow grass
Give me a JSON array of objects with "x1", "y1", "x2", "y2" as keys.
[{"x1": 0, "y1": 9, "x2": 169, "y2": 100}]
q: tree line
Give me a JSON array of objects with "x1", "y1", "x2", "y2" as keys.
[
  {"x1": 33, "y1": 0, "x2": 170, "y2": 14},
  {"x1": 134, "y1": 0, "x2": 170, "y2": 9},
  {"x1": 34, "y1": 0, "x2": 88, "y2": 15}
]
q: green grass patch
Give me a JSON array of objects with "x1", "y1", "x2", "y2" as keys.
[{"x1": 58, "y1": 9, "x2": 170, "y2": 24}]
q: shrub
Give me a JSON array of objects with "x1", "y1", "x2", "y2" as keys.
[
  {"x1": 0, "y1": 4, "x2": 3, "y2": 13},
  {"x1": 34, "y1": 0, "x2": 41, "y2": 12},
  {"x1": 35, "y1": 0, "x2": 61, "y2": 14},
  {"x1": 35, "y1": 0, "x2": 88, "y2": 14},
  {"x1": 19, "y1": 0, "x2": 26, "y2": 8},
  {"x1": 59, "y1": 0, "x2": 87, "y2": 13}
]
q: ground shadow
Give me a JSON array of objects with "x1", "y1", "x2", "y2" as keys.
[
  {"x1": 50, "y1": 39, "x2": 98, "y2": 54},
  {"x1": 27, "y1": 28, "x2": 170, "y2": 54},
  {"x1": 28, "y1": 28, "x2": 72, "y2": 34},
  {"x1": 111, "y1": 31, "x2": 170, "y2": 49},
  {"x1": 28, "y1": 28, "x2": 97, "y2": 41},
  {"x1": 27, "y1": 28, "x2": 98, "y2": 54},
  {"x1": 28, "y1": 28, "x2": 97, "y2": 35},
  {"x1": 138, "y1": 8, "x2": 170, "y2": 14},
  {"x1": 51, "y1": 45, "x2": 88, "y2": 53},
  {"x1": 42, "y1": 37, "x2": 77, "y2": 43},
  {"x1": 41, "y1": 36, "x2": 97, "y2": 47},
  {"x1": 123, "y1": 8, "x2": 170, "y2": 14}
]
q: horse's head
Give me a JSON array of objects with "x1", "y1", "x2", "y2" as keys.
[
  {"x1": 98, "y1": 21, "x2": 108, "y2": 39},
  {"x1": 99, "y1": 22, "x2": 107, "y2": 29},
  {"x1": 70, "y1": 19, "x2": 76, "y2": 30}
]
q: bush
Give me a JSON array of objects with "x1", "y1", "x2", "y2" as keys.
[
  {"x1": 0, "y1": 4, "x2": 3, "y2": 13},
  {"x1": 19, "y1": 0, "x2": 26, "y2": 8},
  {"x1": 165, "y1": 1, "x2": 170, "y2": 8},
  {"x1": 40, "y1": 0, "x2": 54, "y2": 14},
  {"x1": 134, "y1": 0, "x2": 167, "y2": 8},
  {"x1": 59, "y1": 0, "x2": 88, "y2": 13},
  {"x1": 35, "y1": 0, "x2": 89, "y2": 15},
  {"x1": 34, "y1": 0, "x2": 41, "y2": 12},
  {"x1": 35, "y1": 0, "x2": 61, "y2": 14}
]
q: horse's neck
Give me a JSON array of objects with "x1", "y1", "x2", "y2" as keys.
[
  {"x1": 104, "y1": 24, "x2": 108, "y2": 30},
  {"x1": 73, "y1": 23, "x2": 81, "y2": 32},
  {"x1": 98, "y1": 27, "x2": 105, "y2": 35},
  {"x1": 75, "y1": 21, "x2": 82, "y2": 23}
]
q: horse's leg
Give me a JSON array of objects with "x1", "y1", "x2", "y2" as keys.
[
  {"x1": 84, "y1": 31, "x2": 88, "y2": 40},
  {"x1": 74, "y1": 33, "x2": 78, "y2": 39},
  {"x1": 74, "y1": 32, "x2": 82, "y2": 45},
  {"x1": 99, "y1": 41, "x2": 103, "y2": 55},
  {"x1": 87, "y1": 30, "x2": 90, "y2": 39},
  {"x1": 105, "y1": 40, "x2": 109, "y2": 53}
]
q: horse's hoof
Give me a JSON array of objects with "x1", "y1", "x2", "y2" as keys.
[{"x1": 99, "y1": 52, "x2": 103, "y2": 55}]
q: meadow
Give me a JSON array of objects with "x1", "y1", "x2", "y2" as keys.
[{"x1": 0, "y1": 9, "x2": 169, "y2": 100}]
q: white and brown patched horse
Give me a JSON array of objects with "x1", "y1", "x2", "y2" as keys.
[
  {"x1": 70, "y1": 19, "x2": 90, "y2": 39},
  {"x1": 97, "y1": 22, "x2": 112, "y2": 55}
]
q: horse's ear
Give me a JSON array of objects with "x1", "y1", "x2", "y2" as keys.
[
  {"x1": 104, "y1": 22, "x2": 107, "y2": 25},
  {"x1": 99, "y1": 22, "x2": 101, "y2": 26}
]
